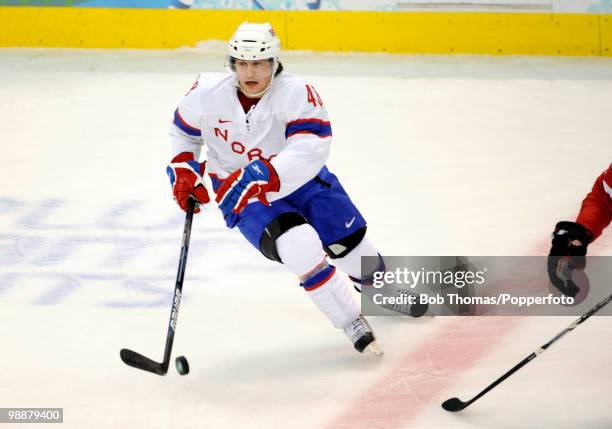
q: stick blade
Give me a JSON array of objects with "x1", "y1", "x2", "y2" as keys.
[
  {"x1": 120, "y1": 348, "x2": 167, "y2": 376},
  {"x1": 441, "y1": 397, "x2": 466, "y2": 412}
]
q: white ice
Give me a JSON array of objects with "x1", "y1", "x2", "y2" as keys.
[{"x1": 0, "y1": 47, "x2": 611, "y2": 429}]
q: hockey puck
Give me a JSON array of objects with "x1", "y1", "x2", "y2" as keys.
[{"x1": 175, "y1": 356, "x2": 189, "y2": 375}]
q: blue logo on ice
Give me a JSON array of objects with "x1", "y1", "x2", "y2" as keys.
[{"x1": 0, "y1": 198, "x2": 248, "y2": 308}]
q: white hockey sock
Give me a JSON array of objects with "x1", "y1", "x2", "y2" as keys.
[
  {"x1": 276, "y1": 224, "x2": 360, "y2": 329},
  {"x1": 303, "y1": 268, "x2": 360, "y2": 329}
]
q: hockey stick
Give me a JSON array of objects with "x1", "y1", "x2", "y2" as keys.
[
  {"x1": 120, "y1": 198, "x2": 196, "y2": 375},
  {"x1": 442, "y1": 291, "x2": 612, "y2": 412}
]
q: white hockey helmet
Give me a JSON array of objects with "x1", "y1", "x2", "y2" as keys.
[{"x1": 227, "y1": 22, "x2": 280, "y2": 65}]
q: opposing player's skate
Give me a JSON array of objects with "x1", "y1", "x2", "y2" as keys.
[
  {"x1": 344, "y1": 315, "x2": 383, "y2": 356},
  {"x1": 382, "y1": 288, "x2": 429, "y2": 317},
  {"x1": 355, "y1": 284, "x2": 429, "y2": 318}
]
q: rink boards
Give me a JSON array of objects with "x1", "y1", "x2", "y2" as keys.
[{"x1": 1, "y1": 7, "x2": 612, "y2": 56}]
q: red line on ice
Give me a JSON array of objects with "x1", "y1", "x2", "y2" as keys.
[
  {"x1": 322, "y1": 317, "x2": 519, "y2": 429},
  {"x1": 322, "y1": 243, "x2": 554, "y2": 429}
]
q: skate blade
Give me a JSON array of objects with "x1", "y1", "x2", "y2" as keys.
[{"x1": 364, "y1": 341, "x2": 384, "y2": 357}]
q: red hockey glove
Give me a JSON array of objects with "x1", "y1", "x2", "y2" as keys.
[{"x1": 166, "y1": 152, "x2": 210, "y2": 213}]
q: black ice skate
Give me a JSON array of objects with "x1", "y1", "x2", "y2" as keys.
[
  {"x1": 381, "y1": 288, "x2": 429, "y2": 317},
  {"x1": 343, "y1": 315, "x2": 383, "y2": 356},
  {"x1": 355, "y1": 284, "x2": 429, "y2": 317}
]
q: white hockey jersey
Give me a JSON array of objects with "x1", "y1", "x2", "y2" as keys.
[{"x1": 169, "y1": 72, "x2": 332, "y2": 201}]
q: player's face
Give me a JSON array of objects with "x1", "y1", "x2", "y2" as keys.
[{"x1": 235, "y1": 59, "x2": 273, "y2": 95}]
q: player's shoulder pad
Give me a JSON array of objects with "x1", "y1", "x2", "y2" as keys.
[
  {"x1": 275, "y1": 73, "x2": 326, "y2": 111},
  {"x1": 187, "y1": 72, "x2": 233, "y2": 96},
  {"x1": 275, "y1": 72, "x2": 306, "y2": 87},
  {"x1": 275, "y1": 73, "x2": 318, "y2": 95}
]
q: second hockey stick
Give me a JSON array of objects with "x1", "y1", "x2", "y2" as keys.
[
  {"x1": 442, "y1": 291, "x2": 612, "y2": 412},
  {"x1": 120, "y1": 198, "x2": 196, "y2": 375}
]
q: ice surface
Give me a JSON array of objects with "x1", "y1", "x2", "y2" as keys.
[{"x1": 0, "y1": 48, "x2": 611, "y2": 428}]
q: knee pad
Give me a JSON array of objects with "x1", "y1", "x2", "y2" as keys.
[
  {"x1": 323, "y1": 226, "x2": 367, "y2": 259},
  {"x1": 259, "y1": 212, "x2": 307, "y2": 262},
  {"x1": 276, "y1": 223, "x2": 327, "y2": 277}
]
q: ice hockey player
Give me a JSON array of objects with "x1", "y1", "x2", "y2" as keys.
[
  {"x1": 548, "y1": 163, "x2": 612, "y2": 296},
  {"x1": 165, "y1": 22, "x2": 415, "y2": 355}
]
